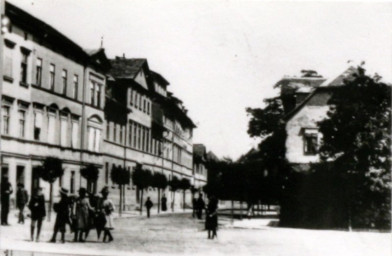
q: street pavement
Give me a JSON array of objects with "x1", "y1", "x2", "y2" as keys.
[{"x1": 0, "y1": 210, "x2": 390, "y2": 256}]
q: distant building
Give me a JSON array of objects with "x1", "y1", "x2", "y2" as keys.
[
  {"x1": 192, "y1": 144, "x2": 208, "y2": 189},
  {"x1": 104, "y1": 56, "x2": 196, "y2": 209},
  {"x1": 283, "y1": 67, "x2": 358, "y2": 171}
]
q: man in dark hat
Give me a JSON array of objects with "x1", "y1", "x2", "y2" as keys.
[
  {"x1": 50, "y1": 188, "x2": 71, "y2": 243},
  {"x1": 1, "y1": 178, "x2": 13, "y2": 225},
  {"x1": 16, "y1": 183, "x2": 29, "y2": 224}
]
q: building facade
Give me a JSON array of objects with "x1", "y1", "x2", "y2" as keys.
[
  {"x1": 0, "y1": 2, "x2": 110, "y2": 204},
  {"x1": 0, "y1": 2, "x2": 203, "y2": 211},
  {"x1": 283, "y1": 67, "x2": 357, "y2": 171},
  {"x1": 103, "y1": 57, "x2": 196, "y2": 210}
]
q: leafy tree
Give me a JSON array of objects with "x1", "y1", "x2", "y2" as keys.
[
  {"x1": 80, "y1": 164, "x2": 99, "y2": 194},
  {"x1": 111, "y1": 165, "x2": 131, "y2": 216},
  {"x1": 37, "y1": 157, "x2": 64, "y2": 221},
  {"x1": 318, "y1": 65, "x2": 391, "y2": 229},
  {"x1": 132, "y1": 165, "x2": 152, "y2": 214},
  {"x1": 179, "y1": 178, "x2": 191, "y2": 211},
  {"x1": 168, "y1": 176, "x2": 180, "y2": 211},
  {"x1": 151, "y1": 172, "x2": 167, "y2": 213}
]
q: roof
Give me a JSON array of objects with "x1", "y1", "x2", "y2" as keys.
[
  {"x1": 320, "y1": 66, "x2": 357, "y2": 87},
  {"x1": 193, "y1": 144, "x2": 207, "y2": 157},
  {"x1": 284, "y1": 67, "x2": 357, "y2": 121},
  {"x1": 109, "y1": 58, "x2": 147, "y2": 79},
  {"x1": 6, "y1": 2, "x2": 88, "y2": 63},
  {"x1": 275, "y1": 77, "x2": 326, "y2": 89},
  {"x1": 150, "y1": 70, "x2": 170, "y2": 86}
]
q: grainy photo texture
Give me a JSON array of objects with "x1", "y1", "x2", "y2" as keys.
[{"x1": 0, "y1": 1, "x2": 391, "y2": 256}]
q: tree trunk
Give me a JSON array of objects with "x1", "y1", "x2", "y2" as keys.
[
  {"x1": 231, "y1": 200, "x2": 234, "y2": 222},
  {"x1": 172, "y1": 191, "x2": 175, "y2": 212},
  {"x1": 183, "y1": 190, "x2": 186, "y2": 211},
  {"x1": 119, "y1": 185, "x2": 122, "y2": 216},
  {"x1": 122, "y1": 185, "x2": 126, "y2": 211},
  {"x1": 48, "y1": 183, "x2": 53, "y2": 221},
  {"x1": 240, "y1": 200, "x2": 243, "y2": 220},
  {"x1": 140, "y1": 189, "x2": 144, "y2": 215},
  {"x1": 157, "y1": 188, "x2": 161, "y2": 214}
]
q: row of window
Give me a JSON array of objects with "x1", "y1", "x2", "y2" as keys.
[
  {"x1": 1, "y1": 102, "x2": 80, "y2": 148},
  {"x1": 129, "y1": 88, "x2": 151, "y2": 115},
  {"x1": 4, "y1": 42, "x2": 81, "y2": 100}
]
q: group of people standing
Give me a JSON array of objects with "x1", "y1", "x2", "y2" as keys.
[
  {"x1": 48, "y1": 186, "x2": 116, "y2": 243},
  {"x1": 193, "y1": 193, "x2": 219, "y2": 239},
  {"x1": 1, "y1": 181, "x2": 116, "y2": 243}
]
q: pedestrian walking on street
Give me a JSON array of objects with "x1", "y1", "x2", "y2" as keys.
[
  {"x1": 28, "y1": 187, "x2": 46, "y2": 242},
  {"x1": 50, "y1": 188, "x2": 71, "y2": 243},
  {"x1": 101, "y1": 187, "x2": 115, "y2": 243},
  {"x1": 16, "y1": 183, "x2": 29, "y2": 224},
  {"x1": 145, "y1": 197, "x2": 153, "y2": 218},
  {"x1": 205, "y1": 195, "x2": 218, "y2": 239},
  {"x1": 161, "y1": 194, "x2": 167, "y2": 212},
  {"x1": 1, "y1": 179, "x2": 13, "y2": 225},
  {"x1": 89, "y1": 193, "x2": 106, "y2": 240},
  {"x1": 73, "y1": 188, "x2": 93, "y2": 242},
  {"x1": 196, "y1": 193, "x2": 205, "y2": 220}
]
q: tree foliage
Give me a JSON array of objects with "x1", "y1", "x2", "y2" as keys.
[
  {"x1": 111, "y1": 165, "x2": 131, "y2": 185},
  {"x1": 317, "y1": 66, "x2": 391, "y2": 228},
  {"x1": 38, "y1": 157, "x2": 64, "y2": 183},
  {"x1": 168, "y1": 176, "x2": 180, "y2": 192},
  {"x1": 246, "y1": 97, "x2": 285, "y2": 138},
  {"x1": 131, "y1": 164, "x2": 152, "y2": 189},
  {"x1": 80, "y1": 164, "x2": 99, "y2": 182},
  {"x1": 152, "y1": 172, "x2": 168, "y2": 190}
]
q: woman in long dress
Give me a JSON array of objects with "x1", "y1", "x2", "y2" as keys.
[
  {"x1": 101, "y1": 187, "x2": 115, "y2": 242},
  {"x1": 74, "y1": 188, "x2": 93, "y2": 242}
]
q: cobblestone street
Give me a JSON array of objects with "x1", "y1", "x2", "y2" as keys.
[{"x1": 0, "y1": 212, "x2": 389, "y2": 256}]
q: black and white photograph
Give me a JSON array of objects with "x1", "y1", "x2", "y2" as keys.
[{"x1": 0, "y1": 0, "x2": 391, "y2": 255}]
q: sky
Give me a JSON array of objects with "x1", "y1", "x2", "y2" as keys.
[{"x1": 9, "y1": 0, "x2": 392, "y2": 160}]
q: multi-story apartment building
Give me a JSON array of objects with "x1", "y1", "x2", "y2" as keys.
[
  {"x1": 0, "y1": 2, "x2": 110, "y2": 203},
  {"x1": 103, "y1": 57, "x2": 197, "y2": 209},
  {"x1": 0, "y1": 2, "x2": 202, "y2": 211}
]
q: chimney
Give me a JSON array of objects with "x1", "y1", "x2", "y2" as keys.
[{"x1": 123, "y1": 53, "x2": 126, "y2": 59}]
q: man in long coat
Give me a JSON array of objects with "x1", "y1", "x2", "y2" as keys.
[
  {"x1": 50, "y1": 188, "x2": 71, "y2": 243},
  {"x1": 16, "y1": 183, "x2": 29, "y2": 224},
  {"x1": 1, "y1": 180, "x2": 13, "y2": 225}
]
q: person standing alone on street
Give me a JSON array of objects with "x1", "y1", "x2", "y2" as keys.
[
  {"x1": 1, "y1": 179, "x2": 13, "y2": 225},
  {"x1": 205, "y1": 195, "x2": 218, "y2": 239},
  {"x1": 161, "y1": 194, "x2": 167, "y2": 212},
  {"x1": 145, "y1": 197, "x2": 153, "y2": 218},
  {"x1": 16, "y1": 183, "x2": 28, "y2": 224},
  {"x1": 50, "y1": 188, "x2": 71, "y2": 243},
  {"x1": 28, "y1": 187, "x2": 46, "y2": 242},
  {"x1": 196, "y1": 193, "x2": 205, "y2": 220},
  {"x1": 192, "y1": 196, "x2": 197, "y2": 218}
]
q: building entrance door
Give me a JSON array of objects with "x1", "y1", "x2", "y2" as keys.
[{"x1": 31, "y1": 167, "x2": 40, "y2": 194}]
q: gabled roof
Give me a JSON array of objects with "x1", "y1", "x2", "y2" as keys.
[
  {"x1": 319, "y1": 66, "x2": 357, "y2": 87},
  {"x1": 109, "y1": 58, "x2": 147, "y2": 79},
  {"x1": 6, "y1": 1, "x2": 88, "y2": 63},
  {"x1": 150, "y1": 70, "x2": 170, "y2": 86},
  {"x1": 284, "y1": 67, "x2": 358, "y2": 121}
]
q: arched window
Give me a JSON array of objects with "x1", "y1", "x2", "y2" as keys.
[{"x1": 87, "y1": 115, "x2": 103, "y2": 152}]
